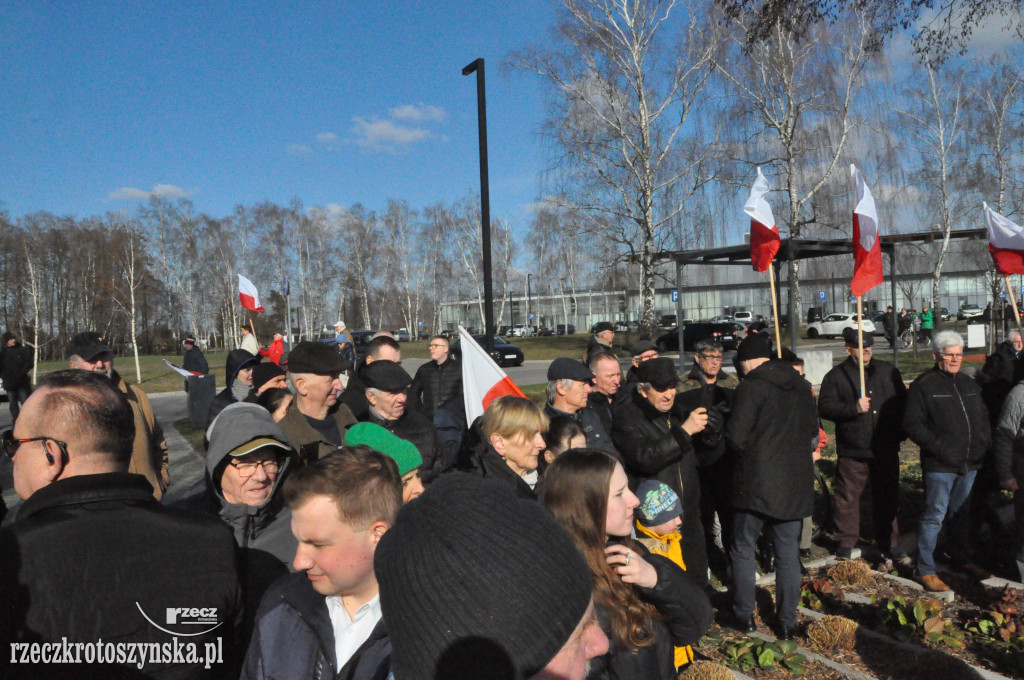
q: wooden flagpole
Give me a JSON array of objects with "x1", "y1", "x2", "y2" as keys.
[
  {"x1": 856, "y1": 296, "x2": 866, "y2": 398},
  {"x1": 769, "y1": 266, "x2": 782, "y2": 358},
  {"x1": 248, "y1": 314, "x2": 260, "y2": 346},
  {"x1": 1005, "y1": 274, "x2": 1023, "y2": 334}
]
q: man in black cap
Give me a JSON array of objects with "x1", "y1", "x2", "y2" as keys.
[
  {"x1": 278, "y1": 341, "x2": 357, "y2": 464},
  {"x1": 67, "y1": 331, "x2": 170, "y2": 500},
  {"x1": 818, "y1": 327, "x2": 907, "y2": 560},
  {"x1": 360, "y1": 360, "x2": 448, "y2": 483},
  {"x1": 374, "y1": 473, "x2": 608, "y2": 680},
  {"x1": 249, "y1": 362, "x2": 288, "y2": 399},
  {"x1": 624, "y1": 339, "x2": 660, "y2": 386},
  {"x1": 182, "y1": 334, "x2": 209, "y2": 375},
  {"x1": 612, "y1": 356, "x2": 711, "y2": 590},
  {"x1": 584, "y1": 321, "x2": 616, "y2": 364},
  {"x1": 725, "y1": 334, "x2": 818, "y2": 639},
  {"x1": 545, "y1": 357, "x2": 619, "y2": 457},
  {"x1": 0, "y1": 331, "x2": 34, "y2": 422}
]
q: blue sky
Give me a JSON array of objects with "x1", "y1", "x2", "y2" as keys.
[{"x1": 0, "y1": 1, "x2": 558, "y2": 223}]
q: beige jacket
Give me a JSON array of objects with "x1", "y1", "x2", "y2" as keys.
[{"x1": 113, "y1": 370, "x2": 170, "y2": 500}]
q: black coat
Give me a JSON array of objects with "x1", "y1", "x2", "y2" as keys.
[
  {"x1": 587, "y1": 389, "x2": 629, "y2": 437},
  {"x1": 978, "y1": 341, "x2": 1023, "y2": 427},
  {"x1": 725, "y1": 360, "x2": 819, "y2": 520},
  {"x1": 817, "y1": 357, "x2": 906, "y2": 459},
  {"x1": 0, "y1": 473, "x2": 242, "y2": 680},
  {"x1": 183, "y1": 346, "x2": 209, "y2": 374},
  {"x1": 460, "y1": 445, "x2": 540, "y2": 500},
  {"x1": 904, "y1": 366, "x2": 991, "y2": 474},
  {"x1": 362, "y1": 408, "x2": 449, "y2": 483},
  {"x1": 545, "y1": 403, "x2": 620, "y2": 459},
  {"x1": 409, "y1": 357, "x2": 462, "y2": 419},
  {"x1": 207, "y1": 349, "x2": 261, "y2": 427},
  {"x1": 0, "y1": 343, "x2": 33, "y2": 390},
  {"x1": 588, "y1": 543, "x2": 712, "y2": 680}
]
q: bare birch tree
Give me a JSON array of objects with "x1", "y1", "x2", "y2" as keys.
[{"x1": 510, "y1": 0, "x2": 720, "y2": 336}]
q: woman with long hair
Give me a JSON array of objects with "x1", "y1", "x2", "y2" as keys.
[
  {"x1": 538, "y1": 415, "x2": 586, "y2": 474},
  {"x1": 543, "y1": 449, "x2": 712, "y2": 679}
]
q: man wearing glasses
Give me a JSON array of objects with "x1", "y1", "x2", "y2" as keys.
[
  {"x1": 408, "y1": 335, "x2": 462, "y2": 420},
  {"x1": 904, "y1": 330, "x2": 992, "y2": 591},
  {"x1": 67, "y1": 331, "x2": 169, "y2": 500},
  {"x1": 676, "y1": 339, "x2": 739, "y2": 578},
  {"x1": 0, "y1": 371, "x2": 240, "y2": 677},
  {"x1": 278, "y1": 342, "x2": 357, "y2": 464},
  {"x1": 199, "y1": 402, "x2": 298, "y2": 644}
]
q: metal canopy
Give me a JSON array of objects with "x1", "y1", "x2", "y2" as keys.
[{"x1": 656, "y1": 229, "x2": 987, "y2": 369}]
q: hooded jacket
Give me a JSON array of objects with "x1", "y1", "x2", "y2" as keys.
[
  {"x1": 184, "y1": 403, "x2": 298, "y2": 643},
  {"x1": 207, "y1": 349, "x2": 261, "y2": 427},
  {"x1": 725, "y1": 359, "x2": 819, "y2": 520}
]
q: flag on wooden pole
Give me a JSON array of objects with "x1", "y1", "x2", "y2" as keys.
[
  {"x1": 238, "y1": 274, "x2": 265, "y2": 313},
  {"x1": 850, "y1": 164, "x2": 883, "y2": 297},
  {"x1": 745, "y1": 167, "x2": 780, "y2": 273},
  {"x1": 459, "y1": 325, "x2": 526, "y2": 424},
  {"x1": 984, "y1": 202, "x2": 1024, "y2": 275}
]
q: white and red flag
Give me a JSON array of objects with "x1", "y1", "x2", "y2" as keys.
[
  {"x1": 984, "y1": 202, "x2": 1024, "y2": 275},
  {"x1": 850, "y1": 164, "x2": 883, "y2": 297},
  {"x1": 744, "y1": 167, "x2": 781, "y2": 272},
  {"x1": 238, "y1": 274, "x2": 265, "y2": 313},
  {"x1": 459, "y1": 325, "x2": 527, "y2": 424}
]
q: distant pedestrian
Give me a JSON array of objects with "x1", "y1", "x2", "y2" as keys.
[{"x1": 0, "y1": 331, "x2": 33, "y2": 422}]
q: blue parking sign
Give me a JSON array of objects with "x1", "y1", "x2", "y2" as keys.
[
  {"x1": 671, "y1": 290, "x2": 678, "y2": 302},
  {"x1": 818, "y1": 290, "x2": 826, "y2": 301}
]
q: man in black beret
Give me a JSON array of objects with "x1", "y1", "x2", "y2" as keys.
[
  {"x1": 725, "y1": 334, "x2": 818, "y2": 639},
  {"x1": 277, "y1": 341, "x2": 357, "y2": 464},
  {"x1": 819, "y1": 327, "x2": 907, "y2": 562},
  {"x1": 544, "y1": 358, "x2": 619, "y2": 458},
  {"x1": 360, "y1": 361, "x2": 449, "y2": 483}
]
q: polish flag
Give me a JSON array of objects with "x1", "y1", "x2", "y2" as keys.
[
  {"x1": 238, "y1": 274, "x2": 265, "y2": 313},
  {"x1": 459, "y1": 325, "x2": 527, "y2": 424},
  {"x1": 850, "y1": 165, "x2": 883, "y2": 297},
  {"x1": 745, "y1": 167, "x2": 780, "y2": 272},
  {"x1": 984, "y1": 202, "x2": 1024, "y2": 276}
]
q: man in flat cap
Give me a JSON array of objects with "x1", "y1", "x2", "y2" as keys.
[
  {"x1": 67, "y1": 331, "x2": 170, "y2": 500},
  {"x1": 544, "y1": 357, "x2": 619, "y2": 457},
  {"x1": 278, "y1": 341, "x2": 357, "y2": 464},
  {"x1": 584, "y1": 321, "x2": 616, "y2": 364},
  {"x1": 725, "y1": 333, "x2": 818, "y2": 639},
  {"x1": 359, "y1": 360, "x2": 448, "y2": 483},
  {"x1": 818, "y1": 327, "x2": 906, "y2": 561},
  {"x1": 624, "y1": 339, "x2": 660, "y2": 387}
]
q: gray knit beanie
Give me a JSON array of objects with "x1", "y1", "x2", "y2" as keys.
[{"x1": 374, "y1": 473, "x2": 593, "y2": 680}]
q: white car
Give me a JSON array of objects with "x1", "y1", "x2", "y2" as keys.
[
  {"x1": 708, "y1": 315, "x2": 732, "y2": 323},
  {"x1": 805, "y1": 313, "x2": 875, "y2": 339},
  {"x1": 509, "y1": 324, "x2": 535, "y2": 337}
]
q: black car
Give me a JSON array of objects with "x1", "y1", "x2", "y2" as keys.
[
  {"x1": 451, "y1": 335, "x2": 525, "y2": 367},
  {"x1": 656, "y1": 322, "x2": 739, "y2": 352},
  {"x1": 556, "y1": 324, "x2": 576, "y2": 335}
]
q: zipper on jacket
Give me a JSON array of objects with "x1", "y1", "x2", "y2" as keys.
[{"x1": 950, "y1": 376, "x2": 971, "y2": 474}]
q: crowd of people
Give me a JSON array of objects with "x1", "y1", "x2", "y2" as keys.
[{"x1": 1, "y1": 319, "x2": 1022, "y2": 679}]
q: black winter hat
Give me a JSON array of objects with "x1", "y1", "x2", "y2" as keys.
[
  {"x1": 67, "y1": 331, "x2": 112, "y2": 360},
  {"x1": 251, "y1": 362, "x2": 286, "y2": 391},
  {"x1": 593, "y1": 321, "x2": 615, "y2": 333},
  {"x1": 736, "y1": 333, "x2": 773, "y2": 362},
  {"x1": 842, "y1": 326, "x2": 872, "y2": 347},
  {"x1": 635, "y1": 356, "x2": 678, "y2": 390},
  {"x1": 374, "y1": 474, "x2": 593, "y2": 680},
  {"x1": 287, "y1": 341, "x2": 349, "y2": 375},
  {"x1": 361, "y1": 360, "x2": 412, "y2": 392},
  {"x1": 2, "y1": 332, "x2": 15, "y2": 344}
]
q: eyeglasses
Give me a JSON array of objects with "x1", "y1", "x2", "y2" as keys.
[
  {"x1": 697, "y1": 353, "x2": 723, "y2": 361},
  {"x1": 2, "y1": 429, "x2": 69, "y2": 461},
  {"x1": 228, "y1": 458, "x2": 282, "y2": 478},
  {"x1": 940, "y1": 352, "x2": 963, "y2": 359}
]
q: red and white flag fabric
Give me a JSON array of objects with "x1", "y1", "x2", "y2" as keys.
[
  {"x1": 163, "y1": 359, "x2": 203, "y2": 377},
  {"x1": 744, "y1": 167, "x2": 780, "y2": 272},
  {"x1": 850, "y1": 164, "x2": 883, "y2": 297},
  {"x1": 238, "y1": 274, "x2": 265, "y2": 313},
  {"x1": 984, "y1": 202, "x2": 1024, "y2": 275},
  {"x1": 459, "y1": 325, "x2": 527, "y2": 424}
]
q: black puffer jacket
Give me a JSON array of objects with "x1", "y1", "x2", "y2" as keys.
[
  {"x1": 725, "y1": 359, "x2": 819, "y2": 520},
  {"x1": 817, "y1": 357, "x2": 906, "y2": 459},
  {"x1": 978, "y1": 341, "x2": 1023, "y2": 427},
  {"x1": 409, "y1": 357, "x2": 462, "y2": 419},
  {"x1": 587, "y1": 542, "x2": 713, "y2": 680},
  {"x1": 904, "y1": 366, "x2": 991, "y2": 474}
]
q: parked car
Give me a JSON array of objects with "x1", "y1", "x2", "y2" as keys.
[
  {"x1": 805, "y1": 313, "x2": 874, "y2": 339},
  {"x1": 656, "y1": 322, "x2": 739, "y2": 352},
  {"x1": 958, "y1": 304, "x2": 983, "y2": 320},
  {"x1": 536, "y1": 326, "x2": 555, "y2": 336},
  {"x1": 708, "y1": 314, "x2": 732, "y2": 324},
  {"x1": 556, "y1": 324, "x2": 577, "y2": 335},
  {"x1": 509, "y1": 324, "x2": 535, "y2": 337},
  {"x1": 937, "y1": 307, "x2": 950, "y2": 321},
  {"x1": 733, "y1": 311, "x2": 753, "y2": 324},
  {"x1": 658, "y1": 314, "x2": 677, "y2": 328},
  {"x1": 390, "y1": 329, "x2": 413, "y2": 342},
  {"x1": 451, "y1": 335, "x2": 525, "y2": 367}
]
